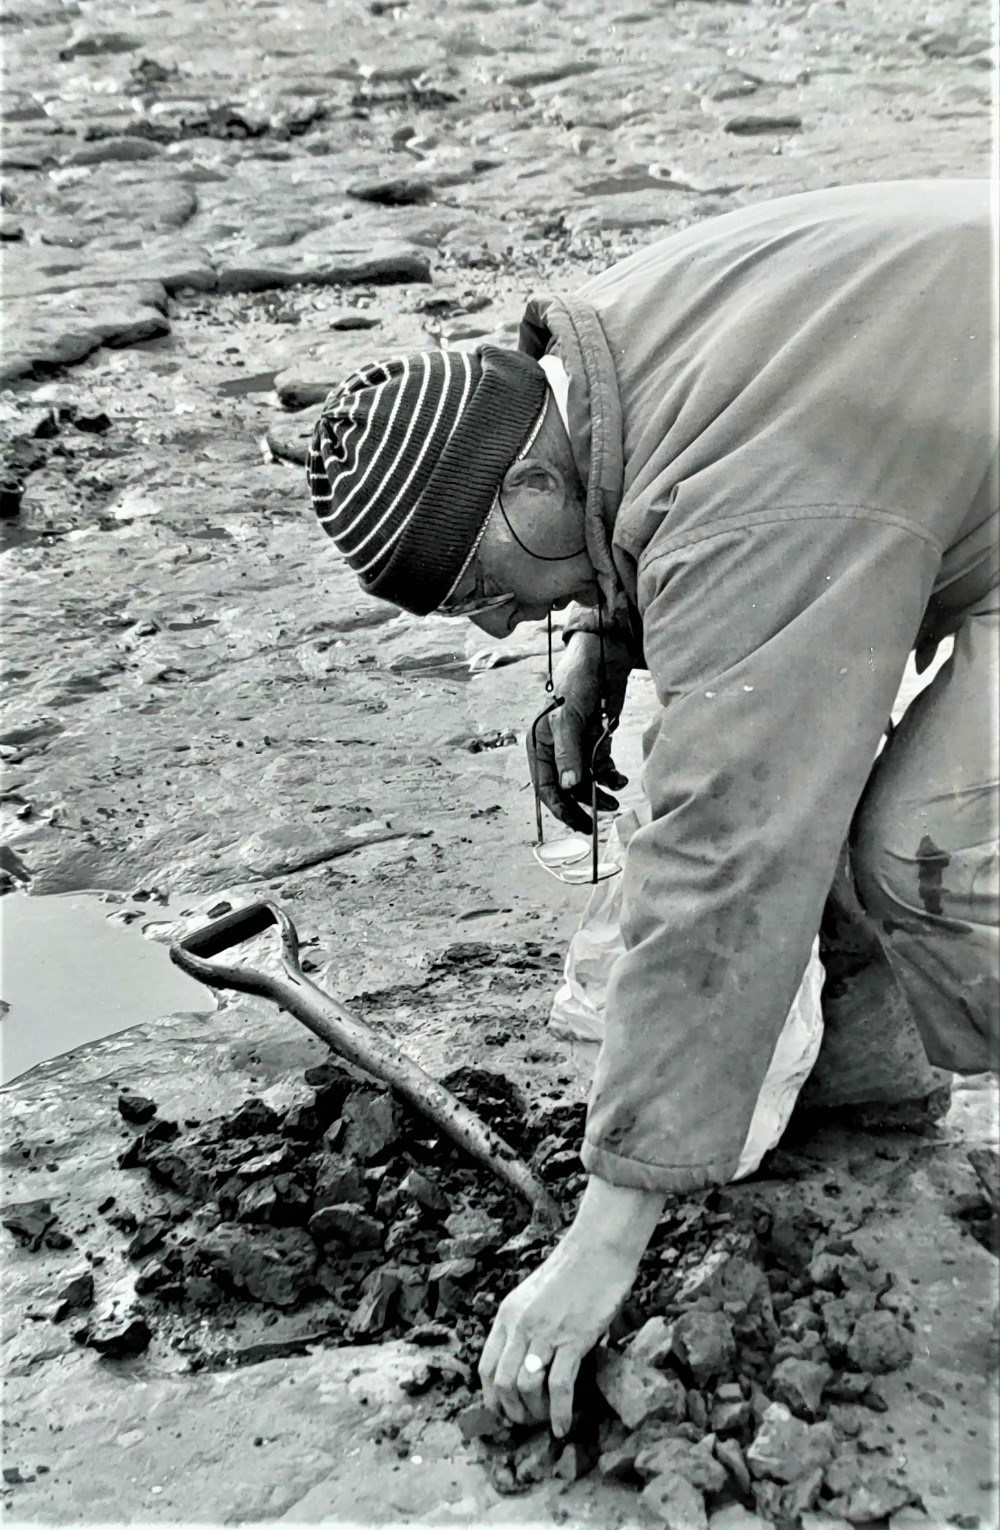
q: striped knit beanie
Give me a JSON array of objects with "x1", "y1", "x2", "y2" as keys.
[{"x1": 307, "y1": 346, "x2": 548, "y2": 615}]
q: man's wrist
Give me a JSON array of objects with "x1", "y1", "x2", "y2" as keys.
[{"x1": 564, "y1": 1174, "x2": 667, "y2": 1263}]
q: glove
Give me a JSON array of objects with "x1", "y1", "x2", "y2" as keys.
[{"x1": 527, "y1": 630, "x2": 631, "y2": 834}]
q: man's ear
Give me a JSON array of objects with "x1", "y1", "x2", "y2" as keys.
[{"x1": 501, "y1": 458, "x2": 563, "y2": 498}]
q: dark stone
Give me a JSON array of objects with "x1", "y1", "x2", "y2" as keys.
[
  {"x1": 73, "y1": 409, "x2": 113, "y2": 434},
  {"x1": 237, "y1": 1175, "x2": 310, "y2": 1226},
  {"x1": 340, "y1": 1087, "x2": 402, "y2": 1162},
  {"x1": 312, "y1": 1155, "x2": 366, "y2": 1211},
  {"x1": 52, "y1": 1268, "x2": 94, "y2": 1319},
  {"x1": 715, "y1": 1436, "x2": 752, "y2": 1497},
  {"x1": 407, "y1": 1322, "x2": 452, "y2": 1347},
  {"x1": 220, "y1": 1098, "x2": 280, "y2": 1139},
  {"x1": 724, "y1": 114, "x2": 803, "y2": 135},
  {"x1": 308, "y1": 1203, "x2": 383, "y2": 1250},
  {"x1": 81, "y1": 1312, "x2": 152, "y2": 1357},
  {"x1": 398, "y1": 1169, "x2": 448, "y2": 1215},
  {"x1": 117, "y1": 1117, "x2": 179, "y2": 1168},
  {"x1": 348, "y1": 1267, "x2": 401, "y2": 1336},
  {"x1": 1, "y1": 1199, "x2": 57, "y2": 1251},
  {"x1": 281, "y1": 1101, "x2": 321, "y2": 1139},
  {"x1": 126, "y1": 1216, "x2": 171, "y2": 1261},
  {"x1": 513, "y1": 1431, "x2": 559, "y2": 1485},
  {"x1": 117, "y1": 1092, "x2": 157, "y2": 1125}
]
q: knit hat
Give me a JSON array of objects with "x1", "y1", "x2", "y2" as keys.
[{"x1": 307, "y1": 346, "x2": 548, "y2": 615}]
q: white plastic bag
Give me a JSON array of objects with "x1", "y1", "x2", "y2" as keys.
[{"x1": 549, "y1": 802, "x2": 825, "y2": 1179}]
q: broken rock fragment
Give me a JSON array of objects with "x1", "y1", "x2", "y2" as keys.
[
  {"x1": 349, "y1": 1268, "x2": 401, "y2": 1336},
  {"x1": 640, "y1": 1468, "x2": 708, "y2": 1530},
  {"x1": 634, "y1": 1435, "x2": 727, "y2": 1494},
  {"x1": 308, "y1": 1202, "x2": 383, "y2": 1250},
  {"x1": 746, "y1": 1403, "x2": 835, "y2": 1484},
  {"x1": 117, "y1": 1092, "x2": 157, "y2": 1125},
  {"x1": 340, "y1": 1087, "x2": 402, "y2": 1162},
  {"x1": 79, "y1": 1311, "x2": 152, "y2": 1358},
  {"x1": 671, "y1": 1308, "x2": 737, "y2": 1387},
  {"x1": 626, "y1": 1315, "x2": 675, "y2": 1369},
  {"x1": 845, "y1": 1310, "x2": 913, "y2": 1374},
  {"x1": 770, "y1": 1357, "x2": 832, "y2": 1420},
  {"x1": 1, "y1": 1199, "x2": 57, "y2": 1251},
  {"x1": 595, "y1": 1349, "x2": 687, "y2": 1429}
]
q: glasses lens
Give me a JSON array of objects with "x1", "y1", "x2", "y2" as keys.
[
  {"x1": 561, "y1": 861, "x2": 620, "y2": 884},
  {"x1": 534, "y1": 836, "x2": 590, "y2": 868}
]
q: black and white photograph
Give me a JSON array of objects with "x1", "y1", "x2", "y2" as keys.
[{"x1": 1, "y1": 0, "x2": 998, "y2": 1524}]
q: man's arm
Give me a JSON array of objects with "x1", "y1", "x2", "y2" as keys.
[{"x1": 584, "y1": 508, "x2": 941, "y2": 1189}]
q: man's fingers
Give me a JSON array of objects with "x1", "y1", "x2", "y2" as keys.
[
  {"x1": 490, "y1": 1331, "x2": 532, "y2": 1424},
  {"x1": 515, "y1": 1346, "x2": 555, "y2": 1424},
  {"x1": 550, "y1": 704, "x2": 587, "y2": 791},
  {"x1": 478, "y1": 1319, "x2": 507, "y2": 1394},
  {"x1": 547, "y1": 1347, "x2": 581, "y2": 1439},
  {"x1": 538, "y1": 785, "x2": 593, "y2": 836}
]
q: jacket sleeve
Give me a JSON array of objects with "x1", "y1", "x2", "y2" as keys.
[
  {"x1": 560, "y1": 602, "x2": 646, "y2": 667},
  {"x1": 581, "y1": 506, "x2": 942, "y2": 1192}
]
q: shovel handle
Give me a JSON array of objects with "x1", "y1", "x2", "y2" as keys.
[{"x1": 170, "y1": 900, "x2": 301, "y2": 998}]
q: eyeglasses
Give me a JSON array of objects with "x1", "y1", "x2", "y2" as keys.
[{"x1": 529, "y1": 611, "x2": 622, "y2": 886}]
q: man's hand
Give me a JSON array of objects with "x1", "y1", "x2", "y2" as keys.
[
  {"x1": 528, "y1": 631, "x2": 632, "y2": 834},
  {"x1": 479, "y1": 1177, "x2": 666, "y2": 1436}
]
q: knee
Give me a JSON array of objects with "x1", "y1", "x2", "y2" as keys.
[{"x1": 851, "y1": 797, "x2": 926, "y2": 933}]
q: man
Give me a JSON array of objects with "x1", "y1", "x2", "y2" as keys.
[{"x1": 307, "y1": 180, "x2": 998, "y2": 1437}]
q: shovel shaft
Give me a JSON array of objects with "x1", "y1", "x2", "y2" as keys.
[{"x1": 171, "y1": 902, "x2": 562, "y2": 1226}]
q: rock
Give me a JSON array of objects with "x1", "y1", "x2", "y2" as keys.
[
  {"x1": 513, "y1": 1431, "x2": 559, "y2": 1485},
  {"x1": 237, "y1": 1175, "x2": 309, "y2": 1225},
  {"x1": 746, "y1": 1403, "x2": 835, "y2": 1484},
  {"x1": 441, "y1": 1205, "x2": 502, "y2": 1254},
  {"x1": 347, "y1": 174, "x2": 432, "y2": 206},
  {"x1": 640, "y1": 1469, "x2": 708, "y2": 1530},
  {"x1": 711, "y1": 1391, "x2": 751, "y2": 1433},
  {"x1": 724, "y1": 114, "x2": 803, "y2": 135},
  {"x1": 266, "y1": 412, "x2": 319, "y2": 466},
  {"x1": 771, "y1": 1358, "x2": 832, "y2": 1420},
  {"x1": 709, "y1": 1510, "x2": 771, "y2": 1529},
  {"x1": 504, "y1": 58, "x2": 600, "y2": 88},
  {"x1": 626, "y1": 1315, "x2": 676, "y2": 1369},
  {"x1": 397, "y1": 1169, "x2": 448, "y2": 1215},
  {"x1": 595, "y1": 1350, "x2": 687, "y2": 1429},
  {"x1": 52, "y1": 1268, "x2": 94, "y2": 1319},
  {"x1": 1, "y1": 1199, "x2": 57, "y2": 1251},
  {"x1": 308, "y1": 1202, "x2": 383, "y2": 1250},
  {"x1": 555, "y1": 1442, "x2": 592, "y2": 1482},
  {"x1": 65, "y1": 139, "x2": 163, "y2": 166},
  {"x1": 126, "y1": 1215, "x2": 171, "y2": 1260},
  {"x1": 340, "y1": 1087, "x2": 402, "y2": 1162},
  {"x1": 118, "y1": 1116, "x2": 179, "y2": 1168},
  {"x1": 59, "y1": 29, "x2": 140, "y2": 58},
  {"x1": 80, "y1": 1312, "x2": 152, "y2": 1358},
  {"x1": 281, "y1": 1101, "x2": 320, "y2": 1139},
  {"x1": 777, "y1": 1466, "x2": 824, "y2": 1519},
  {"x1": 671, "y1": 1309, "x2": 736, "y2": 1387},
  {"x1": 0, "y1": 214, "x2": 24, "y2": 241},
  {"x1": 407, "y1": 1322, "x2": 452, "y2": 1347},
  {"x1": 0, "y1": 476, "x2": 23, "y2": 518},
  {"x1": 715, "y1": 1438, "x2": 752, "y2": 1497},
  {"x1": 457, "y1": 1402, "x2": 510, "y2": 1442},
  {"x1": 1, "y1": 290, "x2": 169, "y2": 387},
  {"x1": 221, "y1": 1098, "x2": 280, "y2": 1138},
  {"x1": 226, "y1": 1226, "x2": 316, "y2": 1307},
  {"x1": 215, "y1": 240, "x2": 430, "y2": 294},
  {"x1": 348, "y1": 1268, "x2": 401, "y2": 1336},
  {"x1": 635, "y1": 1436, "x2": 727, "y2": 1493},
  {"x1": 429, "y1": 1256, "x2": 476, "y2": 1314},
  {"x1": 824, "y1": 1452, "x2": 917, "y2": 1521},
  {"x1": 845, "y1": 1311, "x2": 913, "y2": 1374},
  {"x1": 312, "y1": 1154, "x2": 366, "y2": 1210}
]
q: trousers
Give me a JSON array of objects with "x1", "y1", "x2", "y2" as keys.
[{"x1": 849, "y1": 609, "x2": 999, "y2": 1075}]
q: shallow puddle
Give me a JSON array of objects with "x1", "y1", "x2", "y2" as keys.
[{"x1": 0, "y1": 894, "x2": 216, "y2": 1085}]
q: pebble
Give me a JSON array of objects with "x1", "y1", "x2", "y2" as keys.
[
  {"x1": 671, "y1": 1308, "x2": 737, "y2": 1386},
  {"x1": 79, "y1": 1312, "x2": 152, "y2": 1358},
  {"x1": 595, "y1": 1349, "x2": 688, "y2": 1429},
  {"x1": 640, "y1": 1468, "x2": 708, "y2": 1530},
  {"x1": 307, "y1": 1203, "x2": 383, "y2": 1250},
  {"x1": 745, "y1": 1403, "x2": 835, "y2": 1484},
  {"x1": 724, "y1": 114, "x2": 803, "y2": 135},
  {"x1": 845, "y1": 1311, "x2": 914, "y2": 1374},
  {"x1": 770, "y1": 1357, "x2": 832, "y2": 1419}
]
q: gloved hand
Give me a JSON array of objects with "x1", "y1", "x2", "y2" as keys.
[{"x1": 527, "y1": 630, "x2": 632, "y2": 835}]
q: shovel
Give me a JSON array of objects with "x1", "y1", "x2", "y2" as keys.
[{"x1": 169, "y1": 900, "x2": 562, "y2": 1227}]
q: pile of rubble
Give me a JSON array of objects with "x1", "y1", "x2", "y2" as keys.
[{"x1": 5, "y1": 1058, "x2": 923, "y2": 1525}]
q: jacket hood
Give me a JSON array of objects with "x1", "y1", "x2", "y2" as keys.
[{"x1": 518, "y1": 296, "x2": 628, "y2": 619}]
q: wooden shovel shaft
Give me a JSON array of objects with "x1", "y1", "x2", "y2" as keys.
[{"x1": 268, "y1": 968, "x2": 562, "y2": 1225}]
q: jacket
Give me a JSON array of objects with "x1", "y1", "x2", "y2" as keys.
[{"x1": 518, "y1": 179, "x2": 998, "y2": 1193}]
